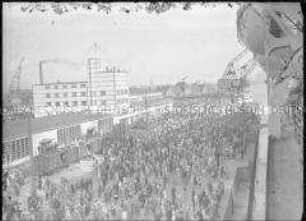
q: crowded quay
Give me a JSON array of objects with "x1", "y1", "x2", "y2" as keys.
[
  {"x1": 3, "y1": 94, "x2": 260, "y2": 221},
  {"x1": 4, "y1": 2, "x2": 302, "y2": 221}
]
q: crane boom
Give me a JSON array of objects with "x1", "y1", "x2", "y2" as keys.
[
  {"x1": 218, "y1": 49, "x2": 257, "y2": 92},
  {"x1": 223, "y1": 49, "x2": 249, "y2": 77},
  {"x1": 10, "y1": 57, "x2": 25, "y2": 95}
]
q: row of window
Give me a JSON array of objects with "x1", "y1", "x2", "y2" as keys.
[
  {"x1": 3, "y1": 138, "x2": 30, "y2": 164},
  {"x1": 46, "y1": 101, "x2": 88, "y2": 107},
  {"x1": 45, "y1": 83, "x2": 87, "y2": 90},
  {"x1": 116, "y1": 89, "x2": 129, "y2": 95},
  {"x1": 57, "y1": 125, "x2": 81, "y2": 146},
  {"x1": 117, "y1": 98, "x2": 129, "y2": 104},
  {"x1": 45, "y1": 90, "x2": 127, "y2": 98},
  {"x1": 92, "y1": 91, "x2": 106, "y2": 96},
  {"x1": 93, "y1": 100, "x2": 107, "y2": 106},
  {"x1": 3, "y1": 117, "x2": 114, "y2": 164},
  {"x1": 46, "y1": 92, "x2": 87, "y2": 98},
  {"x1": 45, "y1": 99, "x2": 129, "y2": 107},
  {"x1": 45, "y1": 91, "x2": 108, "y2": 98}
]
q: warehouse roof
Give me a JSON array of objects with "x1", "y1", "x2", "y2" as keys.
[{"x1": 3, "y1": 112, "x2": 111, "y2": 140}]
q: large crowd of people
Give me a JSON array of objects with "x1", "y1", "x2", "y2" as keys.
[{"x1": 2, "y1": 96, "x2": 260, "y2": 221}]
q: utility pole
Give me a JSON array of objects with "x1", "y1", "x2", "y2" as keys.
[
  {"x1": 28, "y1": 111, "x2": 37, "y2": 197},
  {"x1": 240, "y1": 69, "x2": 244, "y2": 106},
  {"x1": 87, "y1": 58, "x2": 93, "y2": 114},
  {"x1": 113, "y1": 69, "x2": 117, "y2": 115},
  {"x1": 145, "y1": 87, "x2": 149, "y2": 132}
]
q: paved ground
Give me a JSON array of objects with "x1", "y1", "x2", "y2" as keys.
[
  {"x1": 228, "y1": 181, "x2": 250, "y2": 221},
  {"x1": 266, "y1": 134, "x2": 303, "y2": 220},
  {"x1": 225, "y1": 134, "x2": 257, "y2": 221}
]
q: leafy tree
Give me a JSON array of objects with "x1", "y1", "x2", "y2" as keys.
[{"x1": 16, "y1": 2, "x2": 238, "y2": 15}]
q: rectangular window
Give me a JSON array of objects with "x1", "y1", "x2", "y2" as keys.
[
  {"x1": 55, "y1": 93, "x2": 59, "y2": 98},
  {"x1": 11, "y1": 141, "x2": 16, "y2": 161},
  {"x1": 45, "y1": 85, "x2": 50, "y2": 89},
  {"x1": 57, "y1": 129, "x2": 64, "y2": 146},
  {"x1": 16, "y1": 139, "x2": 21, "y2": 160},
  {"x1": 63, "y1": 93, "x2": 68, "y2": 97},
  {"x1": 64, "y1": 102, "x2": 69, "y2": 106},
  {"x1": 47, "y1": 102, "x2": 51, "y2": 106},
  {"x1": 54, "y1": 85, "x2": 58, "y2": 89},
  {"x1": 71, "y1": 84, "x2": 77, "y2": 89},
  {"x1": 62, "y1": 84, "x2": 67, "y2": 89},
  {"x1": 72, "y1": 92, "x2": 77, "y2": 97},
  {"x1": 2, "y1": 143, "x2": 6, "y2": 163},
  {"x1": 20, "y1": 139, "x2": 25, "y2": 158},
  {"x1": 46, "y1": 93, "x2": 51, "y2": 98},
  {"x1": 81, "y1": 92, "x2": 86, "y2": 97},
  {"x1": 55, "y1": 102, "x2": 60, "y2": 107},
  {"x1": 80, "y1": 84, "x2": 86, "y2": 88},
  {"x1": 73, "y1": 101, "x2": 78, "y2": 106},
  {"x1": 82, "y1": 101, "x2": 87, "y2": 106},
  {"x1": 24, "y1": 138, "x2": 29, "y2": 156},
  {"x1": 100, "y1": 91, "x2": 106, "y2": 96},
  {"x1": 101, "y1": 100, "x2": 106, "y2": 105},
  {"x1": 3, "y1": 142, "x2": 11, "y2": 164}
]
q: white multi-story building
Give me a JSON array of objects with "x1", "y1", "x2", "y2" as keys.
[
  {"x1": 33, "y1": 58, "x2": 130, "y2": 117},
  {"x1": 33, "y1": 81, "x2": 90, "y2": 117},
  {"x1": 88, "y1": 58, "x2": 129, "y2": 114}
]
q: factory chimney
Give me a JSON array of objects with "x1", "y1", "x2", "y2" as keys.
[{"x1": 39, "y1": 61, "x2": 44, "y2": 84}]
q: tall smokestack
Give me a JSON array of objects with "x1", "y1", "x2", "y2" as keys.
[{"x1": 39, "y1": 61, "x2": 44, "y2": 84}]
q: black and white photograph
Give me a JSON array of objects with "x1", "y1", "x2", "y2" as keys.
[{"x1": 2, "y1": 2, "x2": 303, "y2": 220}]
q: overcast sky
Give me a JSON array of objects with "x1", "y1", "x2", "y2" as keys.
[{"x1": 3, "y1": 3, "x2": 246, "y2": 92}]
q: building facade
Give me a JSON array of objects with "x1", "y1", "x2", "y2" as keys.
[
  {"x1": 33, "y1": 81, "x2": 90, "y2": 117},
  {"x1": 88, "y1": 58, "x2": 129, "y2": 114},
  {"x1": 33, "y1": 58, "x2": 130, "y2": 117},
  {"x1": 3, "y1": 96, "x2": 173, "y2": 169},
  {"x1": 3, "y1": 113, "x2": 113, "y2": 168}
]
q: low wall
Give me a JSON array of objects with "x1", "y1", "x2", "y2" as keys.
[
  {"x1": 247, "y1": 130, "x2": 259, "y2": 219},
  {"x1": 251, "y1": 127, "x2": 269, "y2": 220},
  {"x1": 221, "y1": 131, "x2": 259, "y2": 220}
]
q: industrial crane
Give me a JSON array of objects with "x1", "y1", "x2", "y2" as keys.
[
  {"x1": 218, "y1": 49, "x2": 256, "y2": 92},
  {"x1": 9, "y1": 57, "x2": 25, "y2": 96},
  {"x1": 217, "y1": 49, "x2": 257, "y2": 105},
  {"x1": 6, "y1": 57, "x2": 25, "y2": 105},
  {"x1": 223, "y1": 49, "x2": 249, "y2": 78}
]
